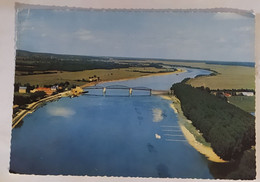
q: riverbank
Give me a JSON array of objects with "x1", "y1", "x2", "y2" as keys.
[
  {"x1": 12, "y1": 90, "x2": 71, "y2": 128},
  {"x1": 161, "y1": 95, "x2": 227, "y2": 163}
]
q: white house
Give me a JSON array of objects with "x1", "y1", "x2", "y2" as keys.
[
  {"x1": 51, "y1": 85, "x2": 58, "y2": 91},
  {"x1": 241, "y1": 92, "x2": 254, "y2": 96},
  {"x1": 18, "y1": 86, "x2": 27, "y2": 94}
]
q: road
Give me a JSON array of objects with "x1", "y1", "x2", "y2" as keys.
[{"x1": 12, "y1": 91, "x2": 70, "y2": 128}]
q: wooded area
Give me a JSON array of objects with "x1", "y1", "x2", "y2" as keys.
[
  {"x1": 16, "y1": 50, "x2": 164, "y2": 72},
  {"x1": 171, "y1": 83, "x2": 255, "y2": 160}
]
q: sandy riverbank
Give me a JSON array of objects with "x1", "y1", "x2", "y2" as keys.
[
  {"x1": 161, "y1": 95, "x2": 227, "y2": 163},
  {"x1": 80, "y1": 68, "x2": 185, "y2": 88}
]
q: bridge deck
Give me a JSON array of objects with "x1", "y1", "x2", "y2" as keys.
[{"x1": 83, "y1": 85, "x2": 171, "y2": 96}]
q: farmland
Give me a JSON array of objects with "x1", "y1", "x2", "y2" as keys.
[
  {"x1": 15, "y1": 67, "x2": 177, "y2": 87},
  {"x1": 123, "y1": 60, "x2": 255, "y2": 90}
]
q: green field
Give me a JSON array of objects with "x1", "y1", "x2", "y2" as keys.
[{"x1": 228, "y1": 96, "x2": 255, "y2": 113}]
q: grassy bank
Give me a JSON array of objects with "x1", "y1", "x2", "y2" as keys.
[{"x1": 228, "y1": 96, "x2": 255, "y2": 113}]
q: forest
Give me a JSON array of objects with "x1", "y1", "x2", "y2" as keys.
[
  {"x1": 16, "y1": 50, "x2": 163, "y2": 72},
  {"x1": 171, "y1": 83, "x2": 256, "y2": 179},
  {"x1": 16, "y1": 50, "x2": 129, "y2": 72},
  {"x1": 171, "y1": 83, "x2": 255, "y2": 160}
]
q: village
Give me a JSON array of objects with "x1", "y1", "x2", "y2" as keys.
[{"x1": 12, "y1": 76, "x2": 101, "y2": 122}]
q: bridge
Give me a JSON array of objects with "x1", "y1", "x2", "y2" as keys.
[{"x1": 83, "y1": 85, "x2": 171, "y2": 96}]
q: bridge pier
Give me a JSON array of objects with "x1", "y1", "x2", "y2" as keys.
[
  {"x1": 103, "y1": 87, "x2": 106, "y2": 96},
  {"x1": 129, "y1": 88, "x2": 132, "y2": 96}
]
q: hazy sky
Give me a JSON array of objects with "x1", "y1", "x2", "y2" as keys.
[{"x1": 16, "y1": 8, "x2": 255, "y2": 62}]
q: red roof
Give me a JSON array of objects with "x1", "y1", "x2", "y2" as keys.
[
  {"x1": 37, "y1": 87, "x2": 51, "y2": 91},
  {"x1": 36, "y1": 87, "x2": 53, "y2": 95},
  {"x1": 224, "y1": 93, "x2": 231, "y2": 97}
]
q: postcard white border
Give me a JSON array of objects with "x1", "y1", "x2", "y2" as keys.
[{"x1": 0, "y1": 0, "x2": 259, "y2": 182}]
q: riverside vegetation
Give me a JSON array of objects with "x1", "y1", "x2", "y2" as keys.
[{"x1": 171, "y1": 83, "x2": 255, "y2": 179}]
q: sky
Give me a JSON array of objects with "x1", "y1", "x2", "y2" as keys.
[{"x1": 16, "y1": 8, "x2": 255, "y2": 62}]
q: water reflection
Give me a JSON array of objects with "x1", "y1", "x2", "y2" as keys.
[
  {"x1": 46, "y1": 106, "x2": 75, "y2": 118},
  {"x1": 147, "y1": 143, "x2": 157, "y2": 153}
]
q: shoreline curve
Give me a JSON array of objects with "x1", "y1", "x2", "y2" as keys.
[{"x1": 161, "y1": 95, "x2": 227, "y2": 163}]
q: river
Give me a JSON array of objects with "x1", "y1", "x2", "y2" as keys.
[{"x1": 10, "y1": 68, "x2": 216, "y2": 178}]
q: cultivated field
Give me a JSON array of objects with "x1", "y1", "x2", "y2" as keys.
[
  {"x1": 125, "y1": 60, "x2": 255, "y2": 90},
  {"x1": 186, "y1": 65, "x2": 255, "y2": 90},
  {"x1": 15, "y1": 67, "x2": 176, "y2": 86}
]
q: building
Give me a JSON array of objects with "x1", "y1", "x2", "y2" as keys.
[
  {"x1": 18, "y1": 86, "x2": 27, "y2": 94},
  {"x1": 241, "y1": 92, "x2": 254, "y2": 96},
  {"x1": 88, "y1": 77, "x2": 98, "y2": 82},
  {"x1": 51, "y1": 85, "x2": 58, "y2": 91},
  {"x1": 223, "y1": 93, "x2": 232, "y2": 97},
  {"x1": 35, "y1": 87, "x2": 54, "y2": 95}
]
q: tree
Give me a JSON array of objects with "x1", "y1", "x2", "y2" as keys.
[
  {"x1": 25, "y1": 83, "x2": 31, "y2": 93},
  {"x1": 14, "y1": 83, "x2": 21, "y2": 92}
]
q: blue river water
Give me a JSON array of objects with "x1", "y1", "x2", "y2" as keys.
[{"x1": 10, "y1": 68, "x2": 214, "y2": 178}]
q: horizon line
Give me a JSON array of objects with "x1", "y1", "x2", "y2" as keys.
[{"x1": 16, "y1": 49, "x2": 255, "y2": 64}]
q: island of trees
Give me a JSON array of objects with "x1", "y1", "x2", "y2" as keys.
[{"x1": 171, "y1": 82, "x2": 255, "y2": 179}]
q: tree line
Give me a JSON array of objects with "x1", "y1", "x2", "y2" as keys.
[
  {"x1": 13, "y1": 91, "x2": 46, "y2": 107},
  {"x1": 171, "y1": 83, "x2": 255, "y2": 161},
  {"x1": 16, "y1": 50, "x2": 166, "y2": 72},
  {"x1": 13, "y1": 82, "x2": 74, "y2": 107},
  {"x1": 16, "y1": 59, "x2": 130, "y2": 72}
]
